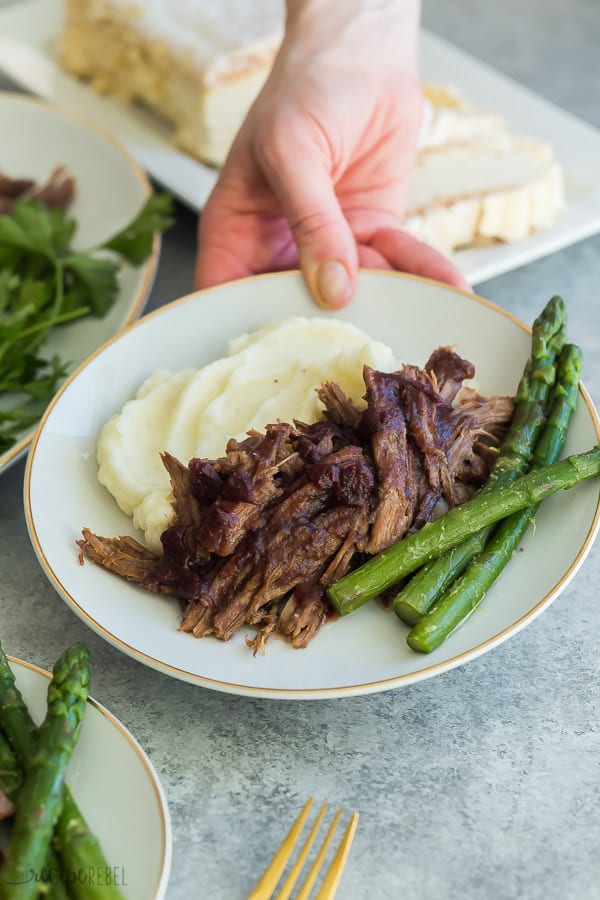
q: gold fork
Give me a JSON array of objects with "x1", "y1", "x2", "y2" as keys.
[{"x1": 248, "y1": 798, "x2": 359, "y2": 900}]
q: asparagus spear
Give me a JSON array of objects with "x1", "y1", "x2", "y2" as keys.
[
  {"x1": 0, "y1": 643, "x2": 90, "y2": 900},
  {"x1": 493, "y1": 295, "x2": 567, "y2": 476},
  {"x1": 0, "y1": 646, "x2": 124, "y2": 900},
  {"x1": 395, "y1": 295, "x2": 567, "y2": 626},
  {"x1": 0, "y1": 650, "x2": 36, "y2": 765},
  {"x1": 407, "y1": 343, "x2": 582, "y2": 653},
  {"x1": 0, "y1": 732, "x2": 69, "y2": 900},
  {"x1": 0, "y1": 729, "x2": 22, "y2": 802},
  {"x1": 327, "y1": 445, "x2": 600, "y2": 615}
]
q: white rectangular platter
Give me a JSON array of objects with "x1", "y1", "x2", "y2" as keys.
[{"x1": 1, "y1": 0, "x2": 600, "y2": 285}]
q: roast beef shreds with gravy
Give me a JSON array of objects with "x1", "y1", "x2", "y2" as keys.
[
  {"x1": 224, "y1": 505, "x2": 359, "y2": 641},
  {"x1": 0, "y1": 166, "x2": 76, "y2": 215},
  {"x1": 207, "y1": 481, "x2": 341, "y2": 640},
  {"x1": 77, "y1": 350, "x2": 514, "y2": 650},
  {"x1": 397, "y1": 366, "x2": 455, "y2": 504},
  {"x1": 278, "y1": 582, "x2": 331, "y2": 648},
  {"x1": 191, "y1": 424, "x2": 294, "y2": 557},
  {"x1": 160, "y1": 452, "x2": 208, "y2": 559},
  {"x1": 444, "y1": 388, "x2": 514, "y2": 491},
  {"x1": 0, "y1": 173, "x2": 34, "y2": 198},
  {"x1": 277, "y1": 503, "x2": 372, "y2": 649},
  {"x1": 360, "y1": 367, "x2": 416, "y2": 554},
  {"x1": 78, "y1": 529, "x2": 166, "y2": 587},
  {"x1": 425, "y1": 346, "x2": 476, "y2": 402},
  {"x1": 291, "y1": 418, "x2": 352, "y2": 463},
  {"x1": 317, "y1": 381, "x2": 363, "y2": 429}
]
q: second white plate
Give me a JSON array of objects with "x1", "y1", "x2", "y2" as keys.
[
  {"x1": 9, "y1": 656, "x2": 171, "y2": 899},
  {"x1": 0, "y1": 91, "x2": 160, "y2": 473},
  {"x1": 23, "y1": 271, "x2": 600, "y2": 699}
]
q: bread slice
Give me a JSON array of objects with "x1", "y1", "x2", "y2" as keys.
[
  {"x1": 405, "y1": 135, "x2": 564, "y2": 253},
  {"x1": 421, "y1": 84, "x2": 506, "y2": 149},
  {"x1": 58, "y1": 0, "x2": 284, "y2": 166}
]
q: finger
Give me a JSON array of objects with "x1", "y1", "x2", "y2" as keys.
[
  {"x1": 193, "y1": 186, "x2": 254, "y2": 289},
  {"x1": 368, "y1": 228, "x2": 472, "y2": 292},
  {"x1": 257, "y1": 134, "x2": 358, "y2": 310},
  {"x1": 357, "y1": 245, "x2": 394, "y2": 269}
]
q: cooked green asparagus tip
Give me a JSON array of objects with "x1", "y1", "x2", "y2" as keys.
[
  {"x1": 531, "y1": 295, "x2": 567, "y2": 358},
  {"x1": 327, "y1": 445, "x2": 600, "y2": 616},
  {"x1": 0, "y1": 643, "x2": 91, "y2": 900},
  {"x1": 406, "y1": 343, "x2": 583, "y2": 653},
  {"x1": 526, "y1": 296, "x2": 567, "y2": 370},
  {"x1": 493, "y1": 296, "x2": 566, "y2": 475},
  {"x1": 46, "y1": 642, "x2": 91, "y2": 719}
]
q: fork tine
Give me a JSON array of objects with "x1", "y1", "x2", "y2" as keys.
[
  {"x1": 314, "y1": 811, "x2": 359, "y2": 900},
  {"x1": 248, "y1": 797, "x2": 314, "y2": 900},
  {"x1": 275, "y1": 803, "x2": 329, "y2": 900},
  {"x1": 295, "y1": 807, "x2": 343, "y2": 900}
]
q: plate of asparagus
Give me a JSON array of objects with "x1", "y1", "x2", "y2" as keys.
[
  {"x1": 23, "y1": 272, "x2": 600, "y2": 698},
  {"x1": 0, "y1": 643, "x2": 171, "y2": 898}
]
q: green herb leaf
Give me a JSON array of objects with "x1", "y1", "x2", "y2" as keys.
[
  {"x1": 0, "y1": 400, "x2": 50, "y2": 452},
  {"x1": 46, "y1": 204, "x2": 78, "y2": 256},
  {"x1": 101, "y1": 192, "x2": 174, "y2": 264},
  {"x1": 62, "y1": 254, "x2": 120, "y2": 317},
  {"x1": 0, "y1": 198, "x2": 76, "y2": 259}
]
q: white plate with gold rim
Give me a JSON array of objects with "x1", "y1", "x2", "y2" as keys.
[
  {"x1": 6, "y1": 656, "x2": 172, "y2": 899},
  {"x1": 0, "y1": 91, "x2": 160, "y2": 473},
  {"x1": 24, "y1": 271, "x2": 600, "y2": 699}
]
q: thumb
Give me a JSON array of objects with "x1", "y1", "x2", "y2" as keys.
[{"x1": 259, "y1": 138, "x2": 358, "y2": 309}]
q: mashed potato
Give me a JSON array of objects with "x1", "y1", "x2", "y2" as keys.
[{"x1": 98, "y1": 317, "x2": 398, "y2": 552}]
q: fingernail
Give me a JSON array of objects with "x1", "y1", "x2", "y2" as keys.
[{"x1": 316, "y1": 261, "x2": 353, "y2": 309}]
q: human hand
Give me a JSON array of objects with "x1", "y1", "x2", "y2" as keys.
[{"x1": 194, "y1": 0, "x2": 470, "y2": 308}]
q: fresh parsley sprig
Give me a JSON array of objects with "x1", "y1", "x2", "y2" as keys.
[{"x1": 0, "y1": 191, "x2": 174, "y2": 454}]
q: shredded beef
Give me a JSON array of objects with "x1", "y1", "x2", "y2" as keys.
[
  {"x1": 279, "y1": 582, "x2": 330, "y2": 649},
  {"x1": 0, "y1": 166, "x2": 76, "y2": 214},
  {"x1": 78, "y1": 529, "x2": 167, "y2": 589},
  {"x1": 425, "y1": 346, "x2": 476, "y2": 402},
  {"x1": 78, "y1": 348, "x2": 514, "y2": 651},
  {"x1": 360, "y1": 368, "x2": 416, "y2": 553},
  {"x1": 0, "y1": 173, "x2": 34, "y2": 198},
  {"x1": 317, "y1": 381, "x2": 362, "y2": 428}
]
